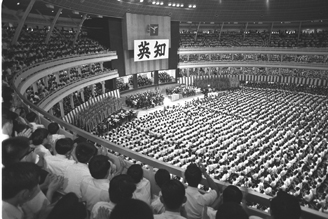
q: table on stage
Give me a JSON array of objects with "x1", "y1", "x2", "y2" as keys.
[{"x1": 172, "y1": 94, "x2": 180, "y2": 101}]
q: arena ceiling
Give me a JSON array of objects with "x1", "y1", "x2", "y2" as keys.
[{"x1": 4, "y1": 0, "x2": 328, "y2": 23}]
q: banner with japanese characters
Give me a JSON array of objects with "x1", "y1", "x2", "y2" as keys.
[{"x1": 134, "y1": 39, "x2": 169, "y2": 62}]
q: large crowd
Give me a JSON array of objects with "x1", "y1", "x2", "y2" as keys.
[
  {"x1": 180, "y1": 30, "x2": 328, "y2": 48},
  {"x1": 99, "y1": 88, "x2": 328, "y2": 213},
  {"x1": 129, "y1": 75, "x2": 153, "y2": 88},
  {"x1": 125, "y1": 91, "x2": 165, "y2": 109},
  {"x1": 179, "y1": 53, "x2": 328, "y2": 64}
]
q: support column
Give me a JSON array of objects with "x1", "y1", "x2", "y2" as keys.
[
  {"x1": 243, "y1": 22, "x2": 248, "y2": 40},
  {"x1": 44, "y1": 76, "x2": 48, "y2": 88},
  {"x1": 90, "y1": 85, "x2": 95, "y2": 97},
  {"x1": 297, "y1": 21, "x2": 302, "y2": 45},
  {"x1": 133, "y1": 74, "x2": 138, "y2": 89},
  {"x1": 70, "y1": 94, "x2": 74, "y2": 109},
  {"x1": 12, "y1": 0, "x2": 36, "y2": 44},
  {"x1": 67, "y1": 68, "x2": 71, "y2": 80},
  {"x1": 268, "y1": 22, "x2": 274, "y2": 45},
  {"x1": 219, "y1": 22, "x2": 224, "y2": 41},
  {"x1": 281, "y1": 54, "x2": 283, "y2": 62},
  {"x1": 59, "y1": 100, "x2": 65, "y2": 118},
  {"x1": 80, "y1": 90, "x2": 85, "y2": 102},
  {"x1": 73, "y1": 14, "x2": 87, "y2": 45},
  {"x1": 100, "y1": 62, "x2": 104, "y2": 71},
  {"x1": 32, "y1": 83, "x2": 38, "y2": 93},
  {"x1": 48, "y1": 108, "x2": 53, "y2": 116},
  {"x1": 45, "y1": 8, "x2": 62, "y2": 44},
  {"x1": 154, "y1": 71, "x2": 159, "y2": 85},
  {"x1": 101, "y1": 81, "x2": 106, "y2": 94},
  {"x1": 55, "y1": 72, "x2": 60, "y2": 83}
]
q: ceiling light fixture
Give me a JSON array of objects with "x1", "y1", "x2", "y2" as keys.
[
  {"x1": 140, "y1": 0, "x2": 143, "y2": 2},
  {"x1": 17, "y1": 2, "x2": 20, "y2": 5},
  {"x1": 156, "y1": 2, "x2": 160, "y2": 5},
  {"x1": 160, "y1": 2, "x2": 163, "y2": 5},
  {"x1": 152, "y1": 1, "x2": 155, "y2": 4},
  {"x1": 177, "y1": 3, "x2": 180, "y2": 7},
  {"x1": 172, "y1": 3, "x2": 176, "y2": 6},
  {"x1": 168, "y1": 2, "x2": 171, "y2": 6},
  {"x1": 180, "y1": 4, "x2": 184, "y2": 7},
  {"x1": 193, "y1": 4, "x2": 196, "y2": 8}
]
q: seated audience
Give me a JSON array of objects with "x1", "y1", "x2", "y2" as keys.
[
  {"x1": 80, "y1": 155, "x2": 112, "y2": 211},
  {"x1": 91, "y1": 174, "x2": 136, "y2": 218},
  {"x1": 154, "y1": 179, "x2": 187, "y2": 219},
  {"x1": 127, "y1": 164, "x2": 152, "y2": 205}
]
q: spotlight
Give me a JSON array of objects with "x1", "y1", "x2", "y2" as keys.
[
  {"x1": 180, "y1": 4, "x2": 184, "y2": 7},
  {"x1": 140, "y1": 0, "x2": 143, "y2": 2},
  {"x1": 160, "y1": 2, "x2": 163, "y2": 5},
  {"x1": 172, "y1": 3, "x2": 176, "y2": 6},
  {"x1": 168, "y1": 2, "x2": 171, "y2": 6},
  {"x1": 156, "y1": 1, "x2": 160, "y2": 5},
  {"x1": 193, "y1": 4, "x2": 196, "y2": 8},
  {"x1": 177, "y1": 3, "x2": 180, "y2": 7},
  {"x1": 152, "y1": 1, "x2": 155, "y2": 4},
  {"x1": 188, "y1": 4, "x2": 192, "y2": 8},
  {"x1": 17, "y1": 2, "x2": 20, "y2": 5}
]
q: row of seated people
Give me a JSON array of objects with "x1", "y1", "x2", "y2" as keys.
[
  {"x1": 116, "y1": 78, "x2": 130, "y2": 91},
  {"x1": 99, "y1": 87, "x2": 328, "y2": 212},
  {"x1": 2, "y1": 24, "x2": 110, "y2": 85},
  {"x1": 179, "y1": 30, "x2": 328, "y2": 48},
  {"x1": 179, "y1": 53, "x2": 328, "y2": 64},
  {"x1": 159, "y1": 72, "x2": 174, "y2": 83},
  {"x1": 125, "y1": 91, "x2": 165, "y2": 109},
  {"x1": 129, "y1": 75, "x2": 154, "y2": 87},
  {"x1": 178, "y1": 67, "x2": 328, "y2": 79}
]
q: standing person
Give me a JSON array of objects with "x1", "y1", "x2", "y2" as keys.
[
  {"x1": 47, "y1": 122, "x2": 66, "y2": 154},
  {"x1": 184, "y1": 163, "x2": 220, "y2": 219}
]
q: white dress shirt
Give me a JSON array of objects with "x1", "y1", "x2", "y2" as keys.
[
  {"x1": 91, "y1": 201, "x2": 115, "y2": 219},
  {"x1": 2, "y1": 201, "x2": 24, "y2": 219},
  {"x1": 80, "y1": 177, "x2": 110, "y2": 211},
  {"x1": 185, "y1": 186, "x2": 217, "y2": 219},
  {"x1": 132, "y1": 178, "x2": 152, "y2": 205},
  {"x1": 63, "y1": 162, "x2": 91, "y2": 198},
  {"x1": 44, "y1": 154, "x2": 75, "y2": 176}
]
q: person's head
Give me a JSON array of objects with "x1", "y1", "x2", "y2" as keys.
[
  {"x1": 223, "y1": 185, "x2": 243, "y2": 204},
  {"x1": 155, "y1": 168, "x2": 171, "y2": 189},
  {"x1": 47, "y1": 193, "x2": 87, "y2": 219},
  {"x1": 30, "y1": 128, "x2": 49, "y2": 145},
  {"x1": 270, "y1": 190, "x2": 301, "y2": 219},
  {"x1": 55, "y1": 138, "x2": 74, "y2": 155},
  {"x1": 185, "y1": 163, "x2": 202, "y2": 187},
  {"x1": 75, "y1": 142, "x2": 97, "y2": 164},
  {"x1": 2, "y1": 162, "x2": 40, "y2": 205},
  {"x1": 48, "y1": 122, "x2": 60, "y2": 135},
  {"x1": 2, "y1": 136, "x2": 34, "y2": 166},
  {"x1": 73, "y1": 137, "x2": 86, "y2": 147},
  {"x1": 88, "y1": 155, "x2": 112, "y2": 179},
  {"x1": 215, "y1": 202, "x2": 248, "y2": 219},
  {"x1": 160, "y1": 179, "x2": 186, "y2": 211},
  {"x1": 110, "y1": 199, "x2": 154, "y2": 219},
  {"x1": 2, "y1": 108, "x2": 15, "y2": 136},
  {"x1": 26, "y1": 112, "x2": 37, "y2": 123},
  {"x1": 127, "y1": 164, "x2": 143, "y2": 184},
  {"x1": 109, "y1": 174, "x2": 136, "y2": 204}
]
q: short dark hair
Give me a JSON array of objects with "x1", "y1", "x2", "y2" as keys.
[
  {"x1": 223, "y1": 185, "x2": 243, "y2": 204},
  {"x1": 270, "y1": 190, "x2": 301, "y2": 219},
  {"x1": 48, "y1": 122, "x2": 60, "y2": 134},
  {"x1": 184, "y1": 163, "x2": 202, "y2": 187},
  {"x1": 75, "y1": 142, "x2": 97, "y2": 164},
  {"x1": 109, "y1": 174, "x2": 136, "y2": 204},
  {"x1": 2, "y1": 137, "x2": 30, "y2": 167},
  {"x1": 110, "y1": 199, "x2": 154, "y2": 219},
  {"x1": 55, "y1": 138, "x2": 73, "y2": 155},
  {"x1": 161, "y1": 179, "x2": 186, "y2": 210},
  {"x1": 47, "y1": 193, "x2": 87, "y2": 219},
  {"x1": 26, "y1": 112, "x2": 37, "y2": 122},
  {"x1": 127, "y1": 164, "x2": 143, "y2": 184},
  {"x1": 88, "y1": 155, "x2": 111, "y2": 179},
  {"x1": 155, "y1": 168, "x2": 171, "y2": 188},
  {"x1": 2, "y1": 162, "x2": 40, "y2": 200},
  {"x1": 73, "y1": 137, "x2": 86, "y2": 145},
  {"x1": 30, "y1": 128, "x2": 49, "y2": 145},
  {"x1": 215, "y1": 202, "x2": 248, "y2": 219}
]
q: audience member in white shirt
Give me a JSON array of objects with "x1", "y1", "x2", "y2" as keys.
[
  {"x1": 154, "y1": 179, "x2": 187, "y2": 219},
  {"x1": 63, "y1": 142, "x2": 97, "y2": 198},
  {"x1": 80, "y1": 155, "x2": 113, "y2": 211},
  {"x1": 30, "y1": 128, "x2": 52, "y2": 164},
  {"x1": 127, "y1": 164, "x2": 152, "y2": 205},
  {"x1": 47, "y1": 122, "x2": 66, "y2": 154},
  {"x1": 26, "y1": 112, "x2": 44, "y2": 131}
]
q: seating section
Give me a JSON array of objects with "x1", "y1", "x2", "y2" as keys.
[{"x1": 180, "y1": 30, "x2": 328, "y2": 48}]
